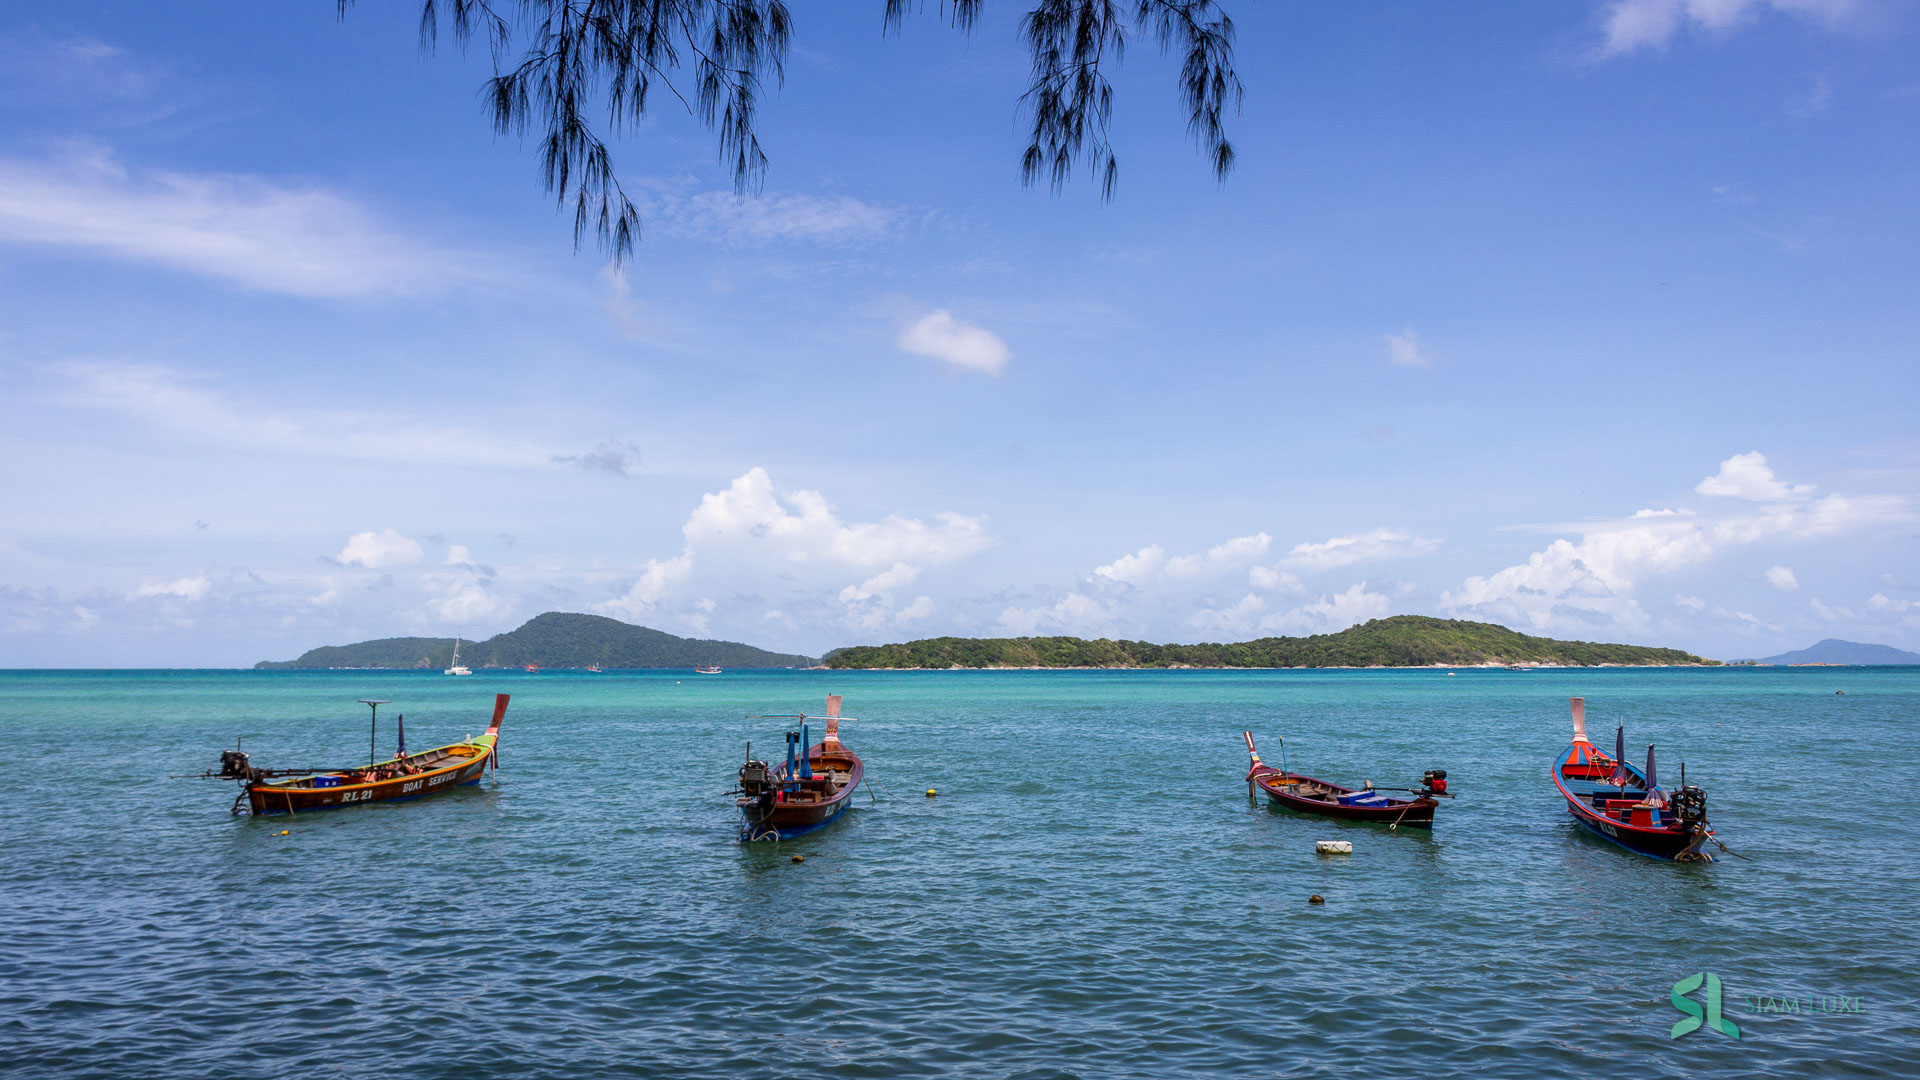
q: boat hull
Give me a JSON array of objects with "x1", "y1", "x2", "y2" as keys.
[
  {"x1": 1249, "y1": 765, "x2": 1436, "y2": 827},
  {"x1": 1552, "y1": 748, "x2": 1711, "y2": 861},
  {"x1": 249, "y1": 747, "x2": 490, "y2": 815},
  {"x1": 739, "y1": 748, "x2": 863, "y2": 841}
]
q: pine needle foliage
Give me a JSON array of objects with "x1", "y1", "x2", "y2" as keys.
[{"x1": 340, "y1": 1, "x2": 1242, "y2": 261}]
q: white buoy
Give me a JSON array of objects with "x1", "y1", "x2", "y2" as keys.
[{"x1": 1316, "y1": 840, "x2": 1353, "y2": 855}]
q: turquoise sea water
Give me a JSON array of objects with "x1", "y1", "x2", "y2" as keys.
[{"x1": 1, "y1": 666, "x2": 1915, "y2": 1078}]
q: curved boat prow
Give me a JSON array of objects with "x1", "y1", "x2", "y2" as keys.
[
  {"x1": 1570, "y1": 696, "x2": 1589, "y2": 744},
  {"x1": 478, "y1": 693, "x2": 509, "y2": 749},
  {"x1": 825, "y1": 693, "x2": 842, "y2": 745},
  {"x1": 1242, "y1": 731, "x2": 1262, "y2": 769}
]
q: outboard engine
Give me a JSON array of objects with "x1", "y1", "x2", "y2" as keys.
[
  {"x1": 738, "y1": 758, "x2": 774, "y2": 799},
  {"x1": 1672, "y1": 785, "x2": 1708, "y2": 825},
  {"x1": 217, "y1": 749, "x2": 253, "y2": 780},
  {"x1": 1420, "y1": 768, "x2": 1449, "y2": 797}
]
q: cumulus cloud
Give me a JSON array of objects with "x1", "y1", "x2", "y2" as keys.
[
  {"x1": 1260, "y1": 583, "x2": 1395, "y2": 636},
  {"x1": 130, "y1": 575, "x2": 210, "y2": 602},
  {"x1": 998, "y1": 592, "x2": 1120, "y2": 637},
  {"x1": 1443, "y1": 454, "x2": 1906, "y2": 632},
  {"x1": 0, "y1": 145, "x2": 482, "y2": 298},
  {"x1": 1675, "y1": 593, "x2": 1708, "y2": 612},
  {"x1": 1809, "y1": 598, "x2": 1855, "y2": 622},
  {"x1": 595, "y1": 554, "x2": 694, "y2": 621},
  {"x1": 1384, "y1": 329, "x2": 1431, "y2": 367},
  {"x1": 429, "y1": 580, "x2": 509, "y2": 625},
  {"x1": 1695, "y1": 451, "x2": 1813, "y2": 501},
  {"x1": 1595, "y1": 0, "x2": 1866, "y2": 57},
  {"x1": 1277, "y1": 528, "x2": 1442, "y2": 572},
  {"x1": 594, "y1": 468, "x2": 989, "y2": 624},
  {"x1": 897, "y1": 309, "x2": 1012, "y2": 375},
  {"x1": 1765, "y1": 564, "x2": 1800, "y2": 592},
  {"x1": 685, "y1": 467, "x2": 989, "y2": 567},
  {"x1": 1095, "y1": 533, "x2": 1272, "y2": 587},
  {"x1": 338, "y1": 529, "x2": 425, "y2": 569}
]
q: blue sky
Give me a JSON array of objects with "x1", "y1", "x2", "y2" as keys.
[{"x1": 2, "y1": 1, "x2": 1916, "y2": 666}]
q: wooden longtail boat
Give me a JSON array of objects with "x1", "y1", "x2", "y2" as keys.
[
  {"x1": 1553, "y1": 697, "x2": 1714, "y2": 861},
  {"x1": 1242, "y1": 732, "x2": 1448, "y2": 828},
  {"x1": 218, "y1": 694, "x2": 508, "y2": 816},
  {"x1": 735, "y1": 695, "x2": 863, "y2": 841}
]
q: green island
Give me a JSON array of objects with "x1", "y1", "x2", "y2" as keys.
[
  {"x1": 255, "y1": 612, "x2": 815, "y2": 669},
  {"x1": 822, "y1": 615, "x2": 1715, "y2": 669}
]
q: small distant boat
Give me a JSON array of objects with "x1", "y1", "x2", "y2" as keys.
[
  {"x1": 524, "y1": 663, "x2": 540, "y2": 673},
  {"x1": 204, "y1": 695, "x2": 507, "y2": 815},
  {"x1": 696, "y1": 665, "x2": 722, "y2": 674},
  {"x1": 586, "y1": 664, "x2": 604, "y2": 673},
  {"x1": 1243, "y1": 732, "x2": 1449, "y2": 828},
  {"x1": 1553, "y1": 697, "x2": 1714, "y2": 861},
  {"x1": 445, "y1": 636, "x2": 472, "y2": 676},
  {"x1": 734, "y1": 695, "x2": 864, "y2": 841}
]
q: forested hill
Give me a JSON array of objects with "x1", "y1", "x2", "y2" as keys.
[
  {"x1": 822, "y1": 616, "x2": 1715, "y2": 669},
  {"x1": 255, "y1": 613, "x2": 815, "y2": 669}
]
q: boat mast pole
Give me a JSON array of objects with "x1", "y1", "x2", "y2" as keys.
[{"x1": 358, "y1": 699, "x2": 390, "y2": 768}]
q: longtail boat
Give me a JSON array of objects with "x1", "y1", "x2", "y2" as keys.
[
  {"x1": 734, "y1": 694, "x2": 863, "y2": 842},
  {"x1": 1242, "y1": 732, "x2": 1449, "y2": 828},
  {"x1": 1553, "y1": 697, "x2": 1714, "y2": 861},
  {"x1": 209, "y1": 694, "x2": 508, "y2": 816}
]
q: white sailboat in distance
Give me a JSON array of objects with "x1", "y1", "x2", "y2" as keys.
[{"x1": 445, "y1": 636, "x2": 472, "y2": 676}]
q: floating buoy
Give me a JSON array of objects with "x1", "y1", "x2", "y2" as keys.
[
  {"x1": 1316, "y1": 840, "x2": 1353, "y2": 855},
  {"x1": 791, "y1": 855, "x2": 804, "y2": 863},
  {"x1": 1309, "y1": 894, "x2": 1325, "y2": 905},
  {"x1": 1836, "y1": 690, "x2": 1845, "y2": 695},
  {"x1": 279, "y1": 830, "x2": 290, "y2": 836},
  {"x1": 926, "y1": 788, "x2": 937, "y2": 798}
]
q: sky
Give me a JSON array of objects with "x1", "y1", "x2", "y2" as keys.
[{"x1": 1, "y1": 0, "x2": 1917, "y2": 666}]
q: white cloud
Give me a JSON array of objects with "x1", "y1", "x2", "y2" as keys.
[
  {"x1": 56, "y1": 362, "x2": 559, "y2": 468},
  {"x1": 445, "y1": 545, "x2": 474, "y2": 566},
  {"x1": 1695, "y1": 451, "x2": 1813, "y2": 501},
  {"x1": 1260, "y1": 583, "x2": 1394, "y2": 636},
  {"x1": 1278, "y1": 528, "x2": 1442, "y2": 572},
  {"x1": 1384, "y1": 329, "x2": 1431, "y2": 367},
  {"x1": 0, "y1": 145, "x2": 480, "y2": 298},
  {"x1": 1675, "y1": 593, "x2": 1708, "y2": 611},
  {"x1": 1095, "y1": 533, "x2": 1271, "y2": 587},
  {"x1": 552, "y1": 439, "x2": 643, "y2": 476},
  {"x1": 1765, "y1": 564, "x2": 1800, "y2": 592},
  {"x1": 429, "y1": 580, "x2": 508, "y2": 625},
  {"x1": 1188, "y1": 593, "x2": 1268, "y2": 637},
  {"x1": 1809, "y1": 598, "x2": 1855, "y2": 621},
  {"x1": 130, "y1": 575, "x2": 210, "y2": 602},
  {"x1": 594, "y1": 553, "x2": 694, "y2": 620},
  {"x1": 685, "y1": 467, "x2": 989, "y2": 568},
  {"x1": 1443, "y1": 454, "x2": 1906, "y2": 632},
  {"x1": 1249, "y1": 565, "x2": 1305, "y2": 593},
  {"x1": 897, "y1": 309, "x2": 1011, "y2": 375},
  {"x1": 338, "y1": 529, "x2": 425, "y2": 569},
  {"x1": 593, "y1": 468, "x2": 989, "y2": 623},
  {"x1": 1596, "y1": 0, "x2": 1865, "y2": 57},
  {"x1": 998, "y1": 593, "x2": 1120, "y2": 637}
]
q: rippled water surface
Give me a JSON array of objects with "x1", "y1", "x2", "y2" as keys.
[{"x1": 1, "y1": 667, "x2": 1915, "y2": 1078}]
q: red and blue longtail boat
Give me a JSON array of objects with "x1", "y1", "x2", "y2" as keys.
[
  {"x1": 734, "y1": 695, "x2": 864, "y2": 842},
  {"x1": 1552, "y1": 697, "x2": 1714, "y2": 861}
]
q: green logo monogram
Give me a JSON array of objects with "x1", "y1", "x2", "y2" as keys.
[{"x1": 1671, "y1": 972, "x2": 1741, "y2": 1040}]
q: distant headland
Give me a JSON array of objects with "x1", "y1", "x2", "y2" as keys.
[
  {"x1": 822, "y1": 616, "x2": 1716, "y2": 669},
  {"x1": 254, "y1": 612, "x2": 816, "y2": 670},
  {"x1": 257, "y1": 612, "x2": 1717, "y2": 671}
]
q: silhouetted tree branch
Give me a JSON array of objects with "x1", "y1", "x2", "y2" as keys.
[{"x1": 340, "y1": 1, "x2": 1241, "y2": 262}]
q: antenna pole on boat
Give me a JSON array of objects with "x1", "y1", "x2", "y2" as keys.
[{"x1": 358, "y1": 699, "x2": 390, "y2": 767}]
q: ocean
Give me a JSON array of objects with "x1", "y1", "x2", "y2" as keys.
[{"x1": 0, "y1": 666, "x2": 1914, "y2": 1077}]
